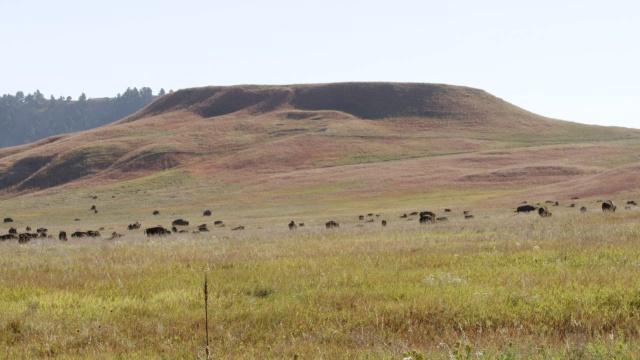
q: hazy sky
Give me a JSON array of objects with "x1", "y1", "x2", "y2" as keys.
[{"x1": 2, "y1": 0, "x2": 639, "y2": 129}]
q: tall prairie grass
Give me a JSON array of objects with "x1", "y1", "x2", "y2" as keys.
[{"x1": 2, "y1": 209, "x2": 640, "y2": 358}]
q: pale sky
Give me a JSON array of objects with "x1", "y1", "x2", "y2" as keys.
[{"x1": 2, "y1": 0, "x2": 639, "y2": 129}]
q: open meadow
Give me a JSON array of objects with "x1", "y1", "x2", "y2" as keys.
[
  {"x1": 3, "y1": 83, "x2": 640, "y2": 358},
  {"x1": 3, "y1": 201, "x2": 640, "y2": 359}
]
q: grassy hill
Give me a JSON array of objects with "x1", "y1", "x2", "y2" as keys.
[{"x1": 1, "y1": 82, "x2": 639, "y2": 221}]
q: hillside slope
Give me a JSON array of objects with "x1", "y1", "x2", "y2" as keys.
[{"x1": 0, "y1": 82, "x2": 639, "y2": 212}]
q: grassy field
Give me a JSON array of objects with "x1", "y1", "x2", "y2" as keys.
[{"x1": 2, "y1": 206, "x2": 640, "y2": 359}]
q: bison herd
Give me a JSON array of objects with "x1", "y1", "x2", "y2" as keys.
[{"x1": 1, "y1": 199, "x2": 636, "y2": 244}]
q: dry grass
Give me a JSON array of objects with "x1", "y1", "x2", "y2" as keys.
[{"x1": 3, "y1": 208, "x2": 640, "y2": 358}]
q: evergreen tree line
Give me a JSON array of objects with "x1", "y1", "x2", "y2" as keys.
[{"x1": 0, "y1": 87, "x2": 167, "y2": 148}]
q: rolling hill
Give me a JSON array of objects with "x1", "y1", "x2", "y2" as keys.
[{"x1": 1, "y1": 82, "x2": 639, "y2": 220}]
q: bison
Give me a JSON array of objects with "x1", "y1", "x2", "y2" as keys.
[
  {"x1": 627, "y1": 200, "x2": 637, "y2": 206},
  {"x1": 580, "y1": 206, "x2": 587, "y2": 213},
  {"x1": 516, "y1": 205, "x2": 537, "y2": 213},
  {"x1": 9, "y1": 227, "x2": 17, "y2": 235},
  {"x1": 145, "y1": 226, "x2": 171, "y2": 236},
  {"x1": 232, "y1": 226, "x2": 245, "y2": 231},
  {"x1": 538, "y1": 206, "x2": 552, "y2": 217},
  {"x1": 602, "y1": 200, "x2": 616, "y2": 212},
  {"x1": 59, "y1": 231, "x2": 68, "y2": 241},
  {"x1": 3, "y1": 218, "x2": 13, "y2": 223},
  {"x1": 419, "y1": 211, "x2": 436, "y2": 224},
  {"x1": 18, "y1": 233, "x2": 31, "y2": 244},
  {"x1": 381, "y1": 220, "x2": 387, "y2": 227},
  {"x1": 71, "y1": 231, "x2": 88, "y2": 238},
  {"x1": 128, "y1": 222, "x2": 141, "y2": 230},
  {"x1": 0, "y1": 234, "x2": 17, "y2": 241},
  {"x1": 87, "y1": 230, "x2": 101, "y2": 237},
  {"x1": 198, "y1": 224, "x2": 209, "y2": 232},
  {"x1": 172, "y1": 219, "x2": 189, "y2": 226},
  {"x1": 203, "y1": 210, "x2": 212, "y2": 216},
  {"x1": 325, "y1": 220, "x2": 340, "y2": 229},
  {"x1": 153, "y1": 210, "x2": 160, "y2": 215},
  {"x1": 288, "y1": 221, "x2": 297, "y2": 230}
]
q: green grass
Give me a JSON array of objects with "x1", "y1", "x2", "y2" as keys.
[{"x1": 3, "y1": 211, "x2": 640, "y2": 358}]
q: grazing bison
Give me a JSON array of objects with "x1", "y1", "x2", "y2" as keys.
[
  {"x1": 399, "y1": 214, "x2": 407, "y2": 218},
  {"x1": 128, "y1": 222, "x2": 141, "y2": 230},
  {"x1": 232, "y1": 226, "x2": 245, "y2": 231},
  {"x1": 71, "y1": 231, "x2": 88, "y2": 238},
  {"x1": 381, "y1": 220, "x2": 387, "y2": 227},
  {"x1": 9, "y1": 227, "x2": 17, "y2": 235},
  {"x1": 538, "y1": 206, "x2": 552, "y2": 217},
  {"x1": 172, "y1": 219, "x2": 189, "y2": 226},
  {"x1": 90, "y1": 205, "x2": 96, "y2": 211},
  {"x1": 602, "y1": 200, "x2": 616, "y2": 212},
  {"x1": 4, "y1": 218, "x2": 13, "y2": 223},
  {"x1": 0, "y1": 234, "x2": 17, "y2": 240},
  {"x1": 444, "y1": 208, "x2": 452, "y2": 212},
  {"x1": 325, "y1": 220, "x2": 340, "y2": 229},
  {"x1": 437, "y1": 217, "x2": 448, "y2": 222},
  {"x1": 153, "y1": 210, "x2": 160, "y2": 215},
  {"x1": 18, "y1": 233, "x2": 31, "y2": 244},
  {"x1": 419, "y1": 211, "x2": 436, "y2": 224},
  {"x1": 214, "y1": 220, "x2": 224, "y2": 226},
  {"x1": 145, "y1": 226, "x2": 171, "y2": 236},
  {"x1": 516, "y1": 205, "x2": 537, "y2": 213},
  {"x1": 580, "y1": 206, "x2": 587, "y2": 213},
  {"x1": 288, "y1": 221, "x2": 297, "y2": 230},
  {"x1": 87, "y1": 230, "x2": 101, "y2": 237},
  {"x1": 198, "y1": 224, "x2": 209, "y2": 232},
  {"x1": 627, "y1": 200, "x2": 637, "y2": 206},
  {"x1": 465, "y1": 214, "x2": 475, "y2": 219},
  {"x1": 358, "y1": 215, "x2": 364, "y2": 220},
  {"x1": 203, "y1": 210, "x2": 212, "y2": 216},
  {"x1": 59, "y1": 231, "x2": 68, "y2": 241}
]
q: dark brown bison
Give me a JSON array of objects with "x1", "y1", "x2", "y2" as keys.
[
  {"x1": 59, "y1": 231, "x2": 68, "y2": 241},
  {"x1": 9, "y1": 227, "x2": 17, "y2": 235},
  {"x1": 288, "y1": 221, "x2": 297, "y2": 230},
  {"x1": 444, "y1": 208, "x2": 452, "y2": 212},
  {"x1": 232, "y1": 226, "x2": 245, "y2": 231},
  {"x1": 580, "y1": 206, "x2": 587, "y2": 213},
  {"x1": 516, "y1": 205, "x2": 537, "y2": 213},
  {"x1": 108, "y1": 232, "x2": 123, "y2": 239},
  {"x1": 325, "y1": 220, "x2": 340, "y2": 229},
  {"x1": 627, "y1": 200, "x2": 637, "y2": 206},
  {"x1": 602, "y1": 200, "x2": 616, "y2": 212},
  {"x1": 90, "y1": 205, "x2": 96, "y2": 211},
  {"x1": 198, "y1": 224, "x2": 209, "y2": 232},
  {"x1": 128, "y1": 222, "x2": 141, "y2": 230},
  {"x1": 153, "y1": 210, "x2": 160, "y2": 215},
  {"x1": 437, "y1": 217, "x2": 448, "y2": 222},
  {"x1": 358, "y1": 215, "x2": 364, "y2": 220},
  {"x1": 0, "y1": 234, "x2": 17, "y2": 241},
  {"x1": 4, "y1": 218, "x2": 13, "y2": 223},
  {"x1": 145, "y1": 226, "x2": 171, "y2": 236},
  {"x1": 71, "y1": 231, "x2": 88, "y2": 238},
  {"x1": 18, "y1": 233, "x2": 31, "y2": 244},
  {"x1": 538, "y1": 206, "x2": 552, "y2": 217},
  {"x1": 381, "y1": 220, "x2": 387, "y2": 227},
  {"x1": 214, "y1": 220, "x2": 224, "y2": 226},
  {"x1": 419, "y1": 211, "x2": 436, "y2": 224},
  {"x1": 203, "y1": 210, "x2": 212, "y2": 216},
  {"x1": 464, "y1": 214, "x2": 475, "y2": 219},
  {"x1": 87, "y1": 230, "x2": 101, "y2": 237},
  {"x1": 172, "y1": 219, "x2": 189, "y2": 226}
]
